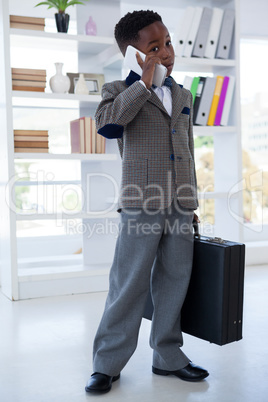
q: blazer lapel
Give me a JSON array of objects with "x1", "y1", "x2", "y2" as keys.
[
  {"x1": 148, "y1": 89, "x2": 170, "y2": 116},
  {"x1": 171, "y1": 79, "x2": 188, "y2": 127},
  {"x1": 125, "y1": 71, "x2": 187, "y2": 119}
]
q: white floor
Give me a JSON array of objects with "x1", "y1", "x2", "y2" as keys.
[{"x1": 0, "y1": 265, "x2": 268, "y2": 402}]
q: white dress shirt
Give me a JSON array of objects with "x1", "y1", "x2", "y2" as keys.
[{"x1": 139, "y1": 80, "x2": 172, "y2": 117}]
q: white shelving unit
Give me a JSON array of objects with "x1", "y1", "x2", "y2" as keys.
[
  {"x1": 0, "y1": 0, "x2": 243, "y2": 300},
  {"x1": 0, "y1": 0, "x2": 122, "y2": 300},
  {"x1": 168, "y1": 0, "x2": 243, "y2": 243}
]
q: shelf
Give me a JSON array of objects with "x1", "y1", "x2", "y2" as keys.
[
  {"x1": 174, "y1": 56, "x2": 235, "y2": 72},
  {"x1": 14, "y1": 153, "x2": 117, "y2": 161},
  {"x1": 193, "y1": 126, "x2": 236, "y2": 136},
  {"x1": 12, "y1": 91, "x2": 102, "y2": 108},
  {"x1": 198, "y1": 191, "x2": 239, "y2": 200},
  {"x1": 10, "y1": 28, "x2": 114, "y2": 54},
  {"x1": 16, "y1": 211, "x2": 119, "y2": 221}
]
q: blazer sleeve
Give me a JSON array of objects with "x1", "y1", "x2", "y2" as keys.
[{"x1": 95, "y1": 81, "x2": 151, "y2": 139}]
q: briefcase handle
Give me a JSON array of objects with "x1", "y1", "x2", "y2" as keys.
[
  {"x1": 193, "y1": 220, "x2": 200, "y2": 239},
  {"x1": 193, "y1": 220, "x2": 226, "y2": 244}
]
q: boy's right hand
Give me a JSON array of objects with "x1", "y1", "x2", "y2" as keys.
[{"x1": 136, "y1": 51, "x2": 161, "y2": 89}]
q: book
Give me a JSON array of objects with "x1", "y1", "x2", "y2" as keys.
[
  {"x1": 12, "y1": 68, "x2": 46, "y2": 77},
  {"x1": 216, "y1": 9, "x2": 235, "y2": 59},
  {"x1": 214, "y1": 76, "x2": 230, "y2": 126},
  {"x1": 101, "y1": 136, "x2": 106, "y2": 154},
  {"x1": 220, "y1": 76, "x2": 235, "y2": 126},
  {"x1": 14, "y1": 135, "x2": 48, "y2": 141},
  {"x1": 174, "y1": 7, "x2": 195, "y2": 57},
  {"x1": 195, "y1": 77, "x2": 217, "y2": 125},
  {"x1": 190, "y1": 77, "x2": 200, "y2": 105},
  {"x1": 70, "y1": 117, "x2": 105, "y2": 154},
  {"x1": 182, "y1": 7, "x2": 203, "y2": 58},
  {"x1": 204, "y1": 8, "x2": 224, "y2": 59},
  {"x1": 10, "y1": 22, "x2": 45, "y2": 31},
  {"x1": 12, "y1": 86, "x2": 45, "y2": 92},
  {"x1": 82, "y1": 117, "x2": 92, "y2": 154},
  {"x1": 207, "y1": 76, "x2": 224, "y2": 126},
  {"x1": 10, "y1": 15, "x2": 45, "y2": 25},
  {"x1": 70, "y1": 118, "x2": 85, "y2": 153},
  {"x1": 91, "y1": 119, "x2": 96, "y2": 153},
  {"x1": 14, "y1": 129, "x2": 48, "y2": 136},
  {"x1": 192, "y1": 7, "x2": 213, "y2": 58},
  {"x1": 14, "y1": 141, "x2": 49, "y2": 148},
  {"x1": 14, "y1": 148, "x2": 49, "y2": 153},
  {"x1": 193, "y1": 77, "x2": 206, "y2": 124},
  {"x1": 96, "y1": 131, "x2": 103, "y2": 154},
  {"x1": 12, "y1": 80, "x2": 46, "y2": 88},
  {"x1": 12, "y1": 73, "x2": 47, "y2": 81}
]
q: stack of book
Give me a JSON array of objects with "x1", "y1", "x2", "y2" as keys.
[
  {"x1": 70, "y1": 117, "x2": 105, "y2": 154},
  {"x1": 175, "y1": 7, "x2": 235, "y2": 59},
  {"x1": 9, "y1": 15, "x2": 45, "y2": 31},
  {"x1": 14, "y1": 130, "x2": 49, "y2": 153},
  {"x1": 183, "y1": 75, "x2": 235, "y2": 126},
  {"x1": 12, "y1": 68, "x2": 47, "y2": 92}
]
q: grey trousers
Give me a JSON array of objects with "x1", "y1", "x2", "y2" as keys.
[{"x1": 92, "y1": 202, "x2": 194, "y2": 376}]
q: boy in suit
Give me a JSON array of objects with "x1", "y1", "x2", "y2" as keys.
[{"x1": 85, "y1": 10, "x2": 209, "y2": 394}]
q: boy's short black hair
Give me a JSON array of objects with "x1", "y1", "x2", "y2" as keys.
[{"x1": 114, "y1": 10, "x2": 162, "y2": 55}]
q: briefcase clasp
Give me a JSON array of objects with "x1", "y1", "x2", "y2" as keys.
[{"x1": 207, "y1": 237, "x2": 225, "y2": 244}]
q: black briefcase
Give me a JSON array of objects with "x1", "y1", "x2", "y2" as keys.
[{"x1": 143, "y1": 224, "x2": 245, "y2": 346}]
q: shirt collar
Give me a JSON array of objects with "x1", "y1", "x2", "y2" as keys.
[{"x1": 125, "y1": 70, "x2": 182, "y2": 89}]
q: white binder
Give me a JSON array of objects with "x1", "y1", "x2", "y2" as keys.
[
  {"x1": 174, "y1": 6, "x2": 195, "y2": 57},
  {"x1": 216, "y1": 9, "x2": 235, "y2": 59},
  {"x1": 192, "y1": 7, "x2": 213, "y2": 58},
  {"x1": 183, "y1": 76, "x2": 194, "y2": 91},
  {"x1": 182, "y1": 7, "x2": 203, "y2": 58},
  {"x1": 204, "y1": 7, "x2": 224, "y2": 59},
  {"x1": 195, "y1": 77, "x2": 217, "y2": 126},
  {"x1": 220, "y1": 76, "x2": 235, "y2": 126}
]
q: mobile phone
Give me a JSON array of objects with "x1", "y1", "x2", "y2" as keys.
[{"x1": 124, "y1": 45, "x2": 167, "y2": 87}]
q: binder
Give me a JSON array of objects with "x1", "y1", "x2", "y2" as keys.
[
  {"x1": 204, "y1": 7, "x2": 224, "y2": 59},
  {"x1": 207, "y1": 75, "x2": 224, "y2": 126},
  {"x1": 216, "y1": 9, "x2": 235, "y2": 59},
  {"x1": 195, "y1": 77, "x2": 217, "y2": 126},
  {"x1": 190, "y1": 76, "x2": 200, "y2": 105},
  {"x1": 192, "y1": 7, "x2": 213, "y2": 58},
  {"x1": 174, "y1": 7, "x2": 195, "y2": 57},
  {"x1": 183, "y1": 76, "x2": 193, "y2": 91},
  {"x1": 182, "y1": 7, "x2": 203, "y2": 58},
  {"x1": 214, "y1": 76, "x2": 229, "y2": 126},
  {"x1": 193, "y1": 76, "x2": 206, "y2": 124},
  {"x1": 220, "y1": 76, "x2": 235, "y2": 126}
]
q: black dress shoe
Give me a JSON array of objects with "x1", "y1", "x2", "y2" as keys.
[
  {"x1": 85, "y1": 372, "x2": 120, "y2": 393},
  {"x1": 152, "y1": 362, "x2": 209, "y2": 382}
]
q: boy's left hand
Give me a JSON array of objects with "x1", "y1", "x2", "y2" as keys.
[{"x1": 193, "y1": 213, "x2": 200, "y2": 223}]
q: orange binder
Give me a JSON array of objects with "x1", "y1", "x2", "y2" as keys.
[{"x1": 207, "y1": 75, "x2": 224, "y2": 126}]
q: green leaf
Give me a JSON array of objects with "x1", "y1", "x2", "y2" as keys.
[
  {"x1": 65, "y1": 0, "x2": 89, "y2": 8},
  {"x1": 35, "y1": 0, "x2": 90, "y2": 11},
  {"x1": 35, "y1": 1, "x2": 60, "y2": 10}
]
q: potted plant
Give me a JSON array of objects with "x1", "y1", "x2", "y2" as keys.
[{"x1": 35, "y1": 0, "x2": 90, "y2": 33}]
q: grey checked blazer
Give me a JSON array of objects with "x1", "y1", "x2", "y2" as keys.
[{"x1": 95, "y1": 71, "x2": 198, "y2": 210}]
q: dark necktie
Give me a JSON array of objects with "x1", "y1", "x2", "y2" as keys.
[{"x1": 163, "y1": 76, "x2": 172, "y2": 88}]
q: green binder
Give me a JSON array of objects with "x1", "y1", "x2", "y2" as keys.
[{"x1": 190, "y1": 76, "x2": 200, "y2": 105}]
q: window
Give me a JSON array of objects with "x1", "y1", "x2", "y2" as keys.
[{"x1": 240, "y1": 39, "x2": 268, "y2": 230}]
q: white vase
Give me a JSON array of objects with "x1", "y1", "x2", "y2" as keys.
[
  {"x1": 49, "y1": 62, "x2": 70, "y2": 93},
  {"x1": 74, "y1": 73, "x2": 89, "y2": 95}
]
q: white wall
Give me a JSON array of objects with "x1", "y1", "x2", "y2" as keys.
[{"x1": 240, "y1": 0, "x2": 268, "y2": 36}]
